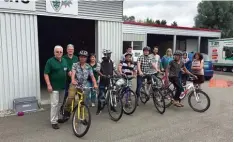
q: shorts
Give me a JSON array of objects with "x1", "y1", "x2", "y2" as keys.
[{"x1": 193, "y1": 74, "x2": 204, "y2": 84}]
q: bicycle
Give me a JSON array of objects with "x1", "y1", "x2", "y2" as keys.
[
  {"x1": 139, "y1": 73, "x2": 166, "y2": 114},
  {"x1": 117, "y1": 75, "x2": 137, "y2": 115},
  {"x1": 100, "y1": 75, "x2": 124, "y2": 121},
  {"x1": 61, "y1": 85, "x2": 95, "y2": 138},
  {"x1": 164, "y1": 76, "x2": 211, "y2": 112}
]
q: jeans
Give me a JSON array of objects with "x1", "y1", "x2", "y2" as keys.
[
  {"x1": 87, "y1": 81, "x2": 97, "y2": 103},
  {"x1": 50, "y1": 90, "x2": 65, "y2": 124},
  {"x1": 169, "y1": 77, "x2": 183, "y2": 101},
  {"x1": 136, "y1": 75, "x2": 143, "y2": 98},
  {"x1": 97, "y1": 84, "x2": 106, "y2": 111}
]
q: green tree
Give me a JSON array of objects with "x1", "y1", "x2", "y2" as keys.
[
  {"x1": 145, "y1": 18, "x2": 155, "y2": 24},
  {"x1": 123, "y1": 15, "x2": 135, "y2": 22},
  {"x1": 155, "y1": 20, "x2": 161, "y2": 25},
  {"x1": 171, "y1": 21, "x2": 178, "y2": 26},
  {"x1": 194, "y1": 1, "x2": 233, "y2": 38},
  {"x1": 160, "y1": 20, "x2": 167, "y2": 25}
]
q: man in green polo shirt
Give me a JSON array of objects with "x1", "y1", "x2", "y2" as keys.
[
  {"x1": 63, "y1": 44, "x2": 78, "y2": 98},
  {"x1": 44, "y1": 45, "x2": 71, "y2": 129}
]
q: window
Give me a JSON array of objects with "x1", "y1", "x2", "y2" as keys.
[
  {"x1": 133, "y1": 41, "x2": 143, "y2": 50},
  {"x1": 123, "y1": 41, "x2": 132, "y2": 54}
]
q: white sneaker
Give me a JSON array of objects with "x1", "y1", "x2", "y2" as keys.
[{"x1": 91, "y1": 103, "x2": 95, "y2": 107}]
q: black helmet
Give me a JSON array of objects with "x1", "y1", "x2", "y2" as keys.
[
  {"x1": 125, "y1": 53, "x2": 132, "y2": 57},
  {"x1": 143, "y1": 46, "x2": 151, "y2": 51},
  {"x1": 173, "y1": 50, "x2": 182, "y2": 56},
  {"x1": 79, "y1": 50, "x2": 88, "y2": 57}
]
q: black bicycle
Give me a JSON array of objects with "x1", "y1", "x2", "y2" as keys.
[
  {"x1": 139, "y1": 73, "x2": 166, "y2": 114},
  {"x1": 100, "y1": 75, "x2": 124, "y2": 121}
]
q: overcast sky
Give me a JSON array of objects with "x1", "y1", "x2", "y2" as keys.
[{"x1": 123, "y1": 0, "x2": 201, "y2": 27}]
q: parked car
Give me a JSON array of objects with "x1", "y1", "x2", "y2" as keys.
[{"x1": 188, "y1": 52, "x2": 214, "y2": 80}]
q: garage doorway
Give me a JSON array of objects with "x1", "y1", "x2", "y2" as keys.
[{"x1": 37, "y1": 16, "x2": 95, "y2": 103}]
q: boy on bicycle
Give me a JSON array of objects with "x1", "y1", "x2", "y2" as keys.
[
  {"x1": 118, "y1": 53, "x2": 137, "y2": 77},
  {"x1": 61, "y1": 50, "x2": 98, "y2": 122},
  {"x1": 167, "y1": 50, "x2": 197, "y2": 107},
  {"x1": 96, "y1": 49, "x2": 119, "y2": 115}
]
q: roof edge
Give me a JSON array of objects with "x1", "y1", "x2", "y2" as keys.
[{"x1": 123, "y1": 22, "x2": 221, "y2": 33}]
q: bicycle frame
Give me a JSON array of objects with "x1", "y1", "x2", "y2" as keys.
[
  {"x1": 184, "y1": 82, "x2": 201, "y2": 102},
  {"x1": 71, "y1": 90, "x2": 85, "y2": 121}
]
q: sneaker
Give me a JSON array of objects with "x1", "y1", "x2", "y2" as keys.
[
  {"x1": 111, "y1": 106, "x2": 117, "y2": 112},
  {"x1": 81, "y1": 119, "x2": 88, "y2": 126},
  {"x1": 96, "y1": 109, "x2": 102, "y2": 115},
  {"x1": 91, "y1": 103, "x2": 95, "y2": 107},
  {"x1": 52, "y1": 124, "x2": 59, "y2": 129}
]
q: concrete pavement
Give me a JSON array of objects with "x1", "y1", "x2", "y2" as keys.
[{"x1": 0, "y1": 73, "x2": 232, "y2": 142}]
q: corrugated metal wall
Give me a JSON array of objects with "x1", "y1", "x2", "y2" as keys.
[
  {"x1": 36, "y1": 0, "x2": 123, "y2": 21},
  {"x1": 0, "y1": 13, "x2": 40, "y2": 111},
  {"x1": 123, "y1": 33, "x2": 146, "y2": 41},
  {"x1": 96, "y1": 21, "x2": 123, "y2": 62},
  {"x1": 123, "y1": 24, "x2": 221, "y2": 38}
]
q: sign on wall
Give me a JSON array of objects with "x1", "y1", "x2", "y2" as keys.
[
  {"x1": 46, "y1": 0, "x2": 78, "y2": 15},
  {"x1": 0, "y1": 0, "x2": 35, "y2": 11}
]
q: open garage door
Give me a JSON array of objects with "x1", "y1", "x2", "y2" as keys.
[{"x1": 37, "y1": 16, "x2": 95, "y2": 88}]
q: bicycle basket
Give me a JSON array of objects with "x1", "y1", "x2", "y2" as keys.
[{"x1": 116, "y1": 78, "x2": 126, "y2": 87}]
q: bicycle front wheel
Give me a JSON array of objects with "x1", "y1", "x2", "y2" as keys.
[
  {"x1": 108, "y1": 92, "x2": 123, "y2": 121},
  {"x1": 121, "y1": 89, "x2": 137, "y2": 115},
  {"x1": 152, "y1": 90, "x2": 166, "y2": 114},
  {"x1": 72, "y1": 103, "x2": 91, "y2": 138},
  {"x1": 188, "y1": 90, "x2": 210, "y2": 112}
]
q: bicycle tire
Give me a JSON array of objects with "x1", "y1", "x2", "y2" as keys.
[
  {"x1": 188, "y1": 90, "x2": 210, "y2": 112},
  {"x1": 164, "y1": 89, "x2": 174, "y2": 108},
  {"x1": 139, "y1": 87, "x2": 150, "y2": 104},
  {"x1": 72, "y1": 103, "x2": 91, "y2": 138},
  {"x1": 152, "y1": 89, "x2": 166, "y2": 114},
  {"x1": 121, "y1": 89, "x2": 137, "y2": 115},
  {"x1": 108, "y1": 93, "x2": 123, "y2": 121}
]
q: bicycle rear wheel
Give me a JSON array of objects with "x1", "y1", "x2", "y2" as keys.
[
  {"x1": 72, "y1": 103, "x2": 91, "y2": 138},
  {"x1": 121, "y1": 89, "x2": 137, "y2": 115},
  {"x1": 152, "y1": 89, "x2": 166, "y2": 114},
  {"x1": 163, "y1": 89, "x2": 174, "y2": 108},
  {"x1": 139, "y1": 87, "x2": 150, "y2": 104},
  {"x1": 188, "y1": 90, "x2": 210, "y2": 112},
  {"x1": 108, "y1": 92, "x2": 123, "y2": 121}
]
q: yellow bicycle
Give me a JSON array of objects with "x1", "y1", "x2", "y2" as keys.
[{"x1": 70, "y1": 86, "x2": 94, "y2": 137}]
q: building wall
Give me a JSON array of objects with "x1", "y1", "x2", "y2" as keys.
[
  {"x1": 123, "y1": 24, "x2": 221, "y2": 38},
  {"x1": 96, "y1": 21, "x2": 123, "y2": 62},
  {"x1": 0, "y1": 13, "x2": 40, "y2": 111},
  {"x1": 186, "y1": 39, "x2": 198, "y2": 53},
  {"x1": 0, "y1": 1, "x2": 123, "y2": 22}
]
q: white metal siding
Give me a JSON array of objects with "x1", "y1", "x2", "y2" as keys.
[
  {"x1": 0, "y1": 13, "x2": 40, "y2": 111},
  {"x1": 186, "y1": 39, "x2": 198, "y2": 52},
  {"x1": 123, "y1": 33, "x2": 146, "y2": 41},
  {"x1": 36, "y1": 0, "x2": 123, "y2": 22},
  {"x1": 123, "y1": 24, "x2": 221, "y2": 38},
  {"x1": 96, "y1": 21, "x2": 123, "y2": 62}
]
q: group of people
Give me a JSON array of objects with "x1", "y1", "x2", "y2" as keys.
[{"x1": 44, "y1": 44, "x2": 205, "y2": 129}]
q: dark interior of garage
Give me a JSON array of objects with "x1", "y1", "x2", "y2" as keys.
[
  {"x1": 37, "y1": 16, "x2": 95, "y2": 87},
  {"x1": 147, "y1": 34, "x2": 173, "y2": 57}
]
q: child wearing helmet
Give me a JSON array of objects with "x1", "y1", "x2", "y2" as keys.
[{"x1": 96, "y1": 49, "x2": 119, "y2": 115}]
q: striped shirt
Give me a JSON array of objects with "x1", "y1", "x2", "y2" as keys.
[{"x1": 120, "y1": 61, "x2": 136, "y2": 76}]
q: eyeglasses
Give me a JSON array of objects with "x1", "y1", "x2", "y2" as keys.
[{"x1": 56, "y1": 51, "x2": 63, "y2": 54}]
